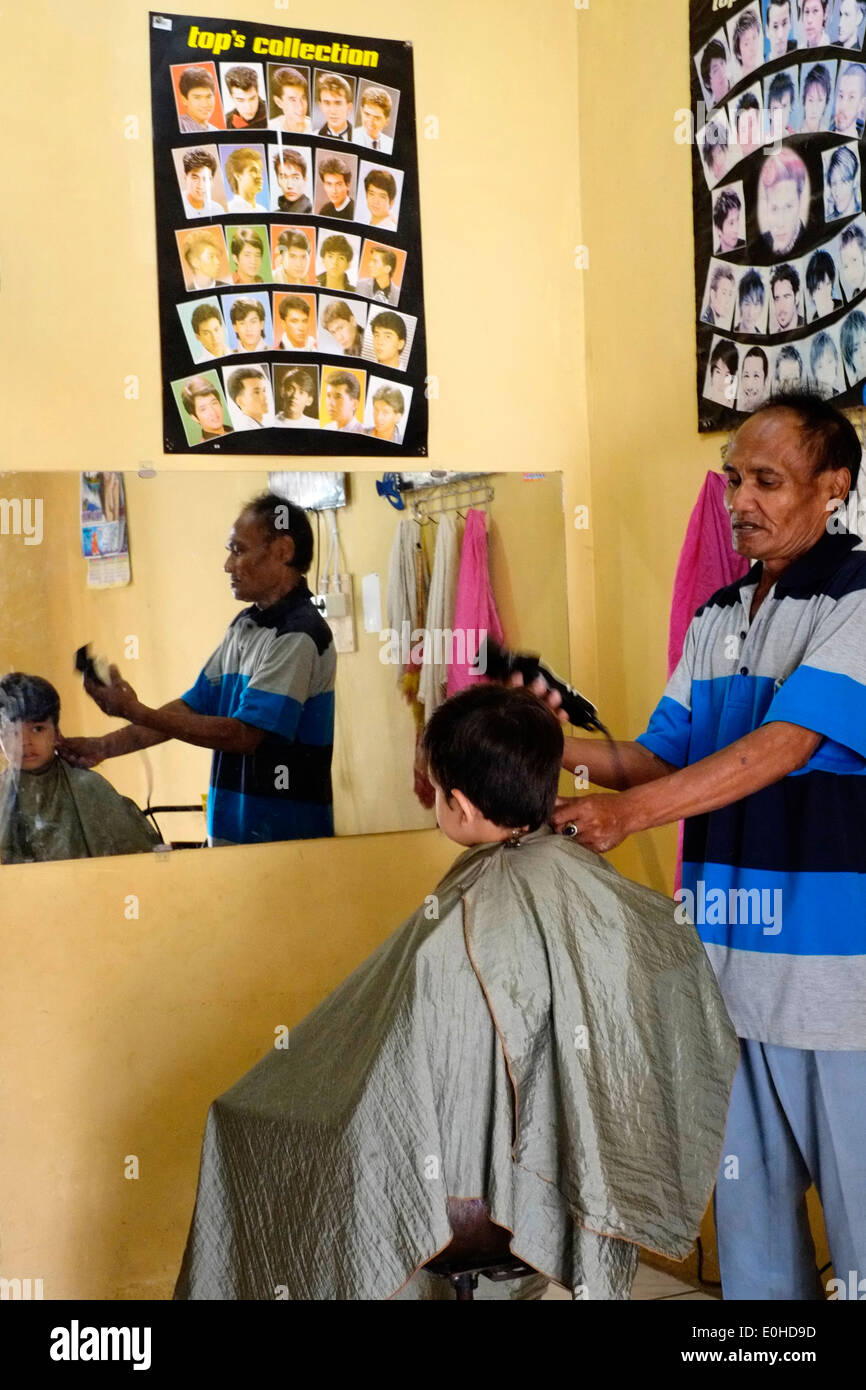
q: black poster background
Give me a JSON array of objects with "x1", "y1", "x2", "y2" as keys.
[
  {"x1": 692, "y1": 0, "x2": 866, "y2": 432},
  {"x1": 149, "y1": 11, "x2": 428, "y2": 455}
]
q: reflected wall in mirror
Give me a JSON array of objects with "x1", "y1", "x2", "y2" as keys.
[{"x1": 0, "y1": 470, "x2": 570, "y2": 863}]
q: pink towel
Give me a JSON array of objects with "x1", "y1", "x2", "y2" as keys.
[
  {"x1": 669, "y1": 471, "x2": 749, "y2": 890},
  {"x1": 667, "y1": 471, "x2": 749, "y2": 676},
  {"x1": 447, "y1": 509, "x2": 504, "y2": 696}
]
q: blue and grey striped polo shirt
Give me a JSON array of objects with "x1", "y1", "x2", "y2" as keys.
[
  {"x1": 182, "y1": 582, "x2": 335, "y2": 846},
  {"x1": 637, "y1": 529, "x2": 866, "y2": 1049}
]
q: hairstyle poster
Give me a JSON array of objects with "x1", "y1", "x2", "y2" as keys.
[
  {"x1": 150, "y1": 11, "x2": 428, "y2": 455},
  {"x1": 692, "y1": 0, "x2": 866, "y2": 430}
]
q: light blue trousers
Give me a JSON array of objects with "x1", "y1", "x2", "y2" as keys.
[{"x1": 715, "y1": 1039, "x2": 866, "y2": 1300}]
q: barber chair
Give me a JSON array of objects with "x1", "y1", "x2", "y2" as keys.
[{"x1": 423, "y1": 1198, "x2": 537, "y2": 1300}]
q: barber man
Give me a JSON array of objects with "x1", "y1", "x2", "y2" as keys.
[
  {"x1": 61, "y1": 493, "x2": 335, "y2": 846},
  {"x1": 540, "y1": 393, "x2": 866, "y2": 1300}
]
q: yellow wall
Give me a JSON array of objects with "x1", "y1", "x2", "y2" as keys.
[{"x1": 0, "y1": 0, "x2": 594, "y2": 1298}]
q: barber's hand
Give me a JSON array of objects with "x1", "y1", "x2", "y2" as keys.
[
  {"x1": 551, "y1": 792, "x2": 631, "y2": 854},
  {"x1": 84, "y1": 664, "x2": 139, "y2": 720},
  {"x1": 506, "y1": 671, "x2": 570, "y2": 725},
  {"x1": 57, "y1": 734, "x2": 106, "y2": 769}
]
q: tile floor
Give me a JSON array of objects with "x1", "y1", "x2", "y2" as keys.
[{"x1": 542, "y1": 1262, "x2": 716, "y2": 1300}]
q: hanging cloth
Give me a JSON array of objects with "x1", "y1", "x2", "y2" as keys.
[
  {"x1": 667, "y1": 471, "x2": 749, "y2": 677},
  {"x1": 447, "y1": 509, "x2": 504, "y2": 697},
  {"x1": 418, "y1": 513, "x2": 459, "y2": 717},
  {"x1": 385, "y1": 516, "x2": 419, "y2": 643}
]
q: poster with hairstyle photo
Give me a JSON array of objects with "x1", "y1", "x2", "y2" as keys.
[
  {"x1": 171, "y1": 371, "x2": 233, "y2": 446},
  {"x1": 726, "y1": 3, "x2": 764, "y2": 82},
  {"x1": 222, "y1": 290, "x2": 273, "y2": 355},
  {"x1": 770, "y1": 341, "x2": 807, "y2": 395},
  {"x1": 763, "y1": 65, "x2": 802, "y2": 136},
  {"x1": 175, "y1": 227, "x2": 230, "y2": 293},
  {"x1": 798, "y1": 0, "x2": 832, "y2": 48},
  {"x1": 358, "y1": 162, "x2": 404, "y2": 231},
  {"x1": 735, "y1": 267, "x2": 769, "y2": 333},
  {"x1": 352, "y1": 79, "x2": 401, "y2": 153},
  {"x1": 756, "y1": 146, "x2": 810, "y2": 256},
  {"x1": 219, "y1": 144, "x2": 269, "y2": 215},
  {"x1": 316, "y1": 230, "x2": 362, "y2": 292},
  {"x1": 227, "y1": 226, "x2": 272, "y2": 287},
  {"x1": 221, "y1": 363, "x2": 276, "y2": 431},
  {"x1": 763, "y1": 0, "x2": 797, "y2": 60},
  {"x1": 839, "y1": 305, "x2": 866, "y2": 383},
  {"x1": 172, "y1": 145, "x2": 227, "y2": 219},
  {"x1": 271, "y1": 227, "x2": 316, "y2": 286},
  {"x1": 833, "y1": 0, "x2": 866, "y2": 51},
  {"x1": 314, "y1": 69, "x2": 358, "y2": 140},
  {"x1": 273, "y1": 364, "x2": 321, "y2": 428},
  {"x1": 694, "y1": 29, "x2": 732, "y2": 110},
  {"x1": 726, "y1": 85, "x2": 763, "y2": 163},
  {"x1": 806, "y1": 322, "x2": 845, "y2": 395},
  {"x1": 831, "y1": 58, "x2": 866, "y2": 135},
  {"x1": 270, "y1": 146, "x2": 313, "y2": 214},
  {"x1": 703, "y1": 336, "x2": 740, "y2": 407},
  {"x1": 177, "y1": 297, "x2": 229, "y2": 364},
  {"x1": 364, "y1": 307, "x2": 417, "y2": 372},
  {"x1": 701, "y1": 258, "x2": 739, "y2": 331},
  {"x1": 152, "y1": 15, "x2": 428, "y2": 455},
  {"x1": 768, "y1": 258, "x2": 807, "y2": 331},
  {"x1": 314, "y1": 149, "x2": 358, "y2": 217},
  {"x1": 357, "y1": 241, "x2": 406, "y2": 305},
  {"x1": 267, "y1": 62, "x2": 312, "y2": 133},
  {"x1": 804, "y1": 244, "x2": 843, "y2": 321},
  {"x1": 220, "y1": 60, "x2": 267, "y2": 129},
  {"x1": 273, "y1": 292, "x2": 317, "y2": 351},
  {"x1": 823, "y1": 141, "x2": 862, "y2": 222},
  {"x1": 800, "y1": 60, "x2": 837, "y2": 133},
  {"x1": 736, "y1": 343, "x2": 771, "y2": 411},
  {"x1": 320, "y1": 364, "x2": 366, "y2": 432},
  {"x1": 837, "y1": 212, "x2": 866, "y2": 299},
  {"x1": 363, "y1": 377, "x2": 412, "y2": 445},
  {"x1": 712, "y1": 183, "x2": 746, "y2": 254},
  {"x1": 698, "y1": 112, "x2": 735, "y2": 190},
  {"x1": 318, "y1": 296, "x2": 368, "y2": 357},
  {"x1": 171, "y1": 61, "x2": 225, "y2": 133}
]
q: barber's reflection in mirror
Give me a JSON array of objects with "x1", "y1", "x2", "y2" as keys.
[{"x1": 60, "y1": 494, "x2": 336, "y2": 847}]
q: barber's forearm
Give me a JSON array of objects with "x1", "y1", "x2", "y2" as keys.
[
  {"x1": 563, "y1": 735, "x2": 673, "y2": 790},
  {"x1": 127, "y1": 698, "x2": 259, "y2": 754},
  {"x1": 100, "y1": 723, "x2": 171, "y2": 757},
  {"x1": 616, "y1": 720, "x2": 821, "y2": 836}
]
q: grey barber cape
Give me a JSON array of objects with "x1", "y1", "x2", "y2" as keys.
[{"x1": 175, "y1": 825, "x2": 738, "y2": 1300}]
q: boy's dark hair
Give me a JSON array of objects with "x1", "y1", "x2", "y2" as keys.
[
  {"x1": 0, "y1": 672, "x2": 61, "y2": 726},
  {"x1": 421, "y1": 685, "x2": 564, "y2": 831},
  {"x1": 243, "y1": 492, "x2": 314, "y2": 572}
]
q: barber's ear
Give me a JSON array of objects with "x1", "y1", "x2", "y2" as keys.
[{"x1": 275, "y1": 533, "x2": 296, "y2": 567}]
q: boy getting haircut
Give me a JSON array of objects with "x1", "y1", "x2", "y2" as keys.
[
  {"x1": 0, "y1": 672, "x2": 159, "y2": 863},
  {"x1": 177, "y1": 683, "x2": 737, "y2": 1303}
]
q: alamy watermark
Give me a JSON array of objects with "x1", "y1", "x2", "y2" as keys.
[
  {"x1": 0, "y1": 497, "x2": 43, "y2": 545},
  {"x1": 675, "y1": 882, "x2": 782, "y2": 936},
  {"x1": 379, "y1": 622, "x2": 487, "y2": 669}
]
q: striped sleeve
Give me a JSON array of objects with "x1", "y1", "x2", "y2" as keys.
[
  {"x1": 634, "y1": 621, "x2": 696, "y2": 769},
  {"x1": 234, "y1": 631, "x2": 317, "y2": 740},
  {"x1": 181, "y1": 644, "x2": 224, "y2": 716},
  {"x1": 761, "y1": 588, "x2": 866, "y2": 760}
]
